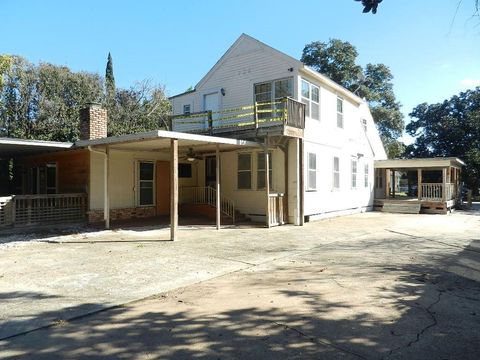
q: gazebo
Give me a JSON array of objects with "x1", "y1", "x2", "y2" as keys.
[{"x1": 373, "y1": 157, "x2": 465, "y2": 214}]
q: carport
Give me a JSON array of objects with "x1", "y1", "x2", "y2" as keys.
[{"x1": 76, "y1": 130, "x2": 260, "y2": 240}]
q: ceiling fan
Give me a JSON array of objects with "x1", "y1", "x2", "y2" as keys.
[{"x1": 182, "y1": 148, "x2": 203, "y2": 162}]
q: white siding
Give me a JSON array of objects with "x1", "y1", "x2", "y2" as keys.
[
  {"x1": 298, "y1": 73, "x2": 378, "y2": 217},
  {"x1": 171, "y1": 36, "x2": 299, "y2": 116},
  {"x1": 169, "y1": 34, "x2": 387, "y2": 221}
]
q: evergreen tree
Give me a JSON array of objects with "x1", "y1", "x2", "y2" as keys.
[{"x1": 105, "y1": 52, "x2": 115, "y2": 105}]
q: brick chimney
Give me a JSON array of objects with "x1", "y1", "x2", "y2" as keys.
[{"x1": 79, "y1": 103, "x2": 107, "y2": 140}]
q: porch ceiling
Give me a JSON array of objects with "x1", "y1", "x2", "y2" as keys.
[
  {"x1": 0, "y1": 137, "x2": 73, "y2": 159},
  {"x1": 374, "y1": 157, "x2": 465, "y2": 169},
  {"x1": 75, "y1": 130, "x2": 261, "y2": 153}
]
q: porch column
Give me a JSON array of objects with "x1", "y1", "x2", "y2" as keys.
[
  {"x1": 170, "y1": 139, "x2": 178, "y2": 241},
  {"x1": 417, "y1": 168, "x2": 422, "y2": 200},
  {"x1": 442, "y1": 167, "x2": 447, "y2": 201},
  {"x1": 215, "y1": 144, "x2": 221, "y2": 230},
  {"x1": 385, "y1": 169, "x2": 391, "y2": 199},
  {"x1": 104, "y1": 146, "x2": 110, "y2": 229},
  {"x1": 299, "y1": 138, "x2": 305, "y2": 226},
  {"x1": 265, "y1": 137, "x2": 271, "y2": 228},
  {"x1": 392, "y1": 170, "x2": 396, "y2": 198}
]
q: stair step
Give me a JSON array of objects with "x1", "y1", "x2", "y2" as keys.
[{"x1": 382, "y1": 203, "x2": 421, "y2": 214}]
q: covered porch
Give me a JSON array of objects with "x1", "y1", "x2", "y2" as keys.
[
  {"x1": 78, "y1": 130, "x2": 292, "y2": 240},
  {"x1": 373, "y1": 158, "x2": 465, "y2": 214}
]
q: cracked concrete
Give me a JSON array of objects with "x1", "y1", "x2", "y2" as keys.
[{"x1": 1, "y1": 209, "x2": 480, "y2": 359}]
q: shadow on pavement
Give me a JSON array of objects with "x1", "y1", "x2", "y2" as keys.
[{"x1": 1, "y1": 237, "x2": 479, "y2": 359}]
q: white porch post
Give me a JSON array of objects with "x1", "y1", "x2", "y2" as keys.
[
  {"x1": 442, "y1": 167, "x2": 447, "y2": 201},
  {"x1": 170, "y1": 139, "x2": 178, "y2": 241},
  {"x1": 216, "y1": 144, "x2": 221, "y2": 230},
  {"x1": 417, "y1": 168, "x2": 422, "y2": 200},
  {"x1": 299, "y1": 138, "x2": 305, "y2": 226},
  {"x1": 265, "y1": 137, "x2": 271, "y2": 228},
  {"x1": 104, "y1": 146, "x2": 110, "y2": 229},
  {"x1": 385, "y1": 169, "x2": 391, "y2": 199}
]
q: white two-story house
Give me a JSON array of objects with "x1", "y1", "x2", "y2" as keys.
[{"x1": 170, "y1": 34, "x2": 387, "y2": 226}]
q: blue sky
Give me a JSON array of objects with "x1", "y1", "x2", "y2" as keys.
[{"x1": 2, "y1": 0, "x2": 479, "y2": 141}]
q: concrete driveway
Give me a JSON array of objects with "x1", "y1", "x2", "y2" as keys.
[{"x1": 1, "y1": 209, "x2": 479, "y2": 359}]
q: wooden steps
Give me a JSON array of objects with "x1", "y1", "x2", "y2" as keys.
[{"x1": 381, "y1": 202, "x2": 421, "y2": 214}]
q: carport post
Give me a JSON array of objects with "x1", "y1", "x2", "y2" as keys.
[
  {"x1": 170, "y1": 139, "x2": 178, "y2": 241},
  {"x1": 216, "y1": 144, "x2": 221, "y2": 230},
  {"x1": 104, "y1": 146, "x2": 110, "y2": 229},
  {"x1": 265, "y1": 137, "x2": 271, "y2": 228}
]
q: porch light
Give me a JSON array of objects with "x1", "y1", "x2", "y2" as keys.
[
  {"x1": 187, "y1": 157, "x2": 196, "y2": 162},
  {"x1": 221, "y1": 88, "x2": 226, "y2": 96}
]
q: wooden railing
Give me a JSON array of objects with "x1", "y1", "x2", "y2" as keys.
[
  {"x1": 0, "y1": 196, "x2": 13, "y2": 228},
  {"x1": 268, "y1": 193, "x2": 286, "y2": 227},
  {"x1": 445, "y1": 183, "x2": 455, "y2": 201},
  {"x1": 0, "y1": 193, "x2": 87, "y2": 228},
  {"x1": 420, "y1": 183, "x2": 455, "y2": 201},
  {"x1": 171, "y1": 97, "x2": 305, "y2": 134},
  {"x1": 179, "y1": 186, "x2": 235, "y2": 223}
]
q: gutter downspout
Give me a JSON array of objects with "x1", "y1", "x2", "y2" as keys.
[{"x1": 87, "y1": 146, "x2": 110, "y2": 229}]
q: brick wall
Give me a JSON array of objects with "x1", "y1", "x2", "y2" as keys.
[
  {"x1": 79, "y1": 103, "x2": 108, "y2": 140},
  {"x1": 88, "y1": 207, "x2": 156, "y2": 223}
]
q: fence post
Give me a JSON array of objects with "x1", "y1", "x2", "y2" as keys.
[{"x1": 11, "y1": 196, "x2": 16, "y2": 227}]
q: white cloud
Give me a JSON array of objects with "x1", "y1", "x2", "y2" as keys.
[{"x1": 460, "y1": 78, "x2": 480, "y2": 88}]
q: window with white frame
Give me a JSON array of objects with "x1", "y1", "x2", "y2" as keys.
[
  {"x1": 307, "y1": 153, "x2": 317, "y2": 190},
  {"x1": 364, "y1": 164, "x2": 369, "y2": 187},
  {"x1": 254, "y1": 78, "x2": 293, "y2": 121},
  {"x1": 183, "y1": 104, "x2": 191, "y2": 115},
  {"x1": 257, "y1": 152, "x2": 273, "y2": 190},
  {"x1": 351, "y1": 159, "x2": 357, "y2": 189},
  {"x1": 301, "y1": 80, "x2": 320, "y2": 120},
  {"x1": 337, "y1": 97, "x2": 344, "y2": 128},
  {"x1": 138, "y1": 161, "x2": 155, "y2": 206},
  {"x1": 237, "y1": 153, "x2": 252, "y2": 189},
  {"x1": 333, "y1": 157, "x2": 340, "y2": 189}
]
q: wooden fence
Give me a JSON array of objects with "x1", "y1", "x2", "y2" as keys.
[{"x1": 0, "y1": 193, "x2": 87, "y2": 228}]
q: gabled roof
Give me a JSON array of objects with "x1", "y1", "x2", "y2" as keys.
[
  {"x1": 169, "y1": 33, "x2": 365, "y2": 105},
  {"x1": 194, "y1": 33, "x2": 303, "y2": 90}
]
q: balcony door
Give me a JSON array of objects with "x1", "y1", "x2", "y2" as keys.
[{"x1": 204, "y1": 92, "x2": 219, "y2": 129}]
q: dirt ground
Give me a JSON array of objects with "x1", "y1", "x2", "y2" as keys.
[{"x1": 1, "y1": 208, "x2": 479, "y2": 359}]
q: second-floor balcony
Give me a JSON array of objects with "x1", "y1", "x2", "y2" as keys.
[{"x1": 170, "y1": 97, "x2": 305, "y2": 139}]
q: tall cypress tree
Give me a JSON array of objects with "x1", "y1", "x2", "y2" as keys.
[{"x1": 105, "y1": 52, "x2": 115, "y2": 105}]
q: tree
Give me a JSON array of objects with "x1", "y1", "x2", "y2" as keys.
[
  {"x1": 405, "y1": 87, "x2": 480, "y2": 194},
  {"x1": 107, "y1": 80, "x2": 171, "y2": 136},
  {"x1": 301, "y1": 39, "x2": 405, "y2": 158},
  {"x1": 0, "y1": 55, "x2": 12, "y2": 89},
  {"x1": 105, "y1": 52, "x2": 115, "y2": 106},
  {"x1": 0, "y1": 55, "x2": 103, "y2": 141},
  {"x1": 354, "y1": 0, "x2": 480, "y2": 16},
  {"x1": 354, "y1": 0, "x2": 383, "y2": 14}
]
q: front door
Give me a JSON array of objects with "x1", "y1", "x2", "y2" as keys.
[
  {"x1": 156, "y1": 161, "x2": 170, "y2": 215},
  {"x1": 204, "y1": 92, "x2": 219, "y2": 129},
  {"x1": 205, "y1": 156, "x2": 216, "y2": 188}
]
